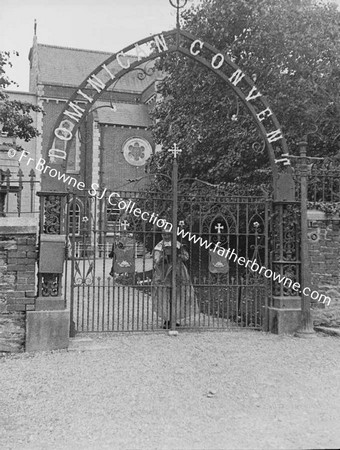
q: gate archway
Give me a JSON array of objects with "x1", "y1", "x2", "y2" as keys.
[
  {"x1": 37, "y1": 1, "x2": 302, "y2": 336},
  {"x1": 46, "y1": 27, "x2": 290, "y2": 190}
]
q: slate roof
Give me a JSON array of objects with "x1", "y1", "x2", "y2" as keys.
[
  {"x1": 94, "y1": 102, "x2": 151, "y2": 127},
  {"x1": 35, "y1": 43, "x2": 158, "y2": 93}
]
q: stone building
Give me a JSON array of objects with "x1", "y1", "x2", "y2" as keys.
[
  {"x1": 29, "y1": 32, "x2": 161, "y2": 230},
  {"x1": 3, "y1": 32, "x2": 161, "y2": 220}
]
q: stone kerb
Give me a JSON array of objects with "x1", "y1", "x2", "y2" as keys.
[{"x1": 0, "y1": 217, "x2": 37, "y2": 352}]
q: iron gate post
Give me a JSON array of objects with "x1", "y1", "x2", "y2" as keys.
[
  {"x1": 68, "y1": 192, "x2": 76, "y2": 337},
  {"x1": 296, "y1": 138, "x2": 315, "y2": 336},
  {"x1": 171, "y1": 151, "x2": 179, "y2": 331},
  {"x1": 269, "y1": 161, "x2": 302, "y2": 334},
  {"x1": 264, "y1": 191, "x2": 270, "y2": 331}
]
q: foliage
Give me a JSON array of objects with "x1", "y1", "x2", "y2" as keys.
[
  {"x1": 0, "y1": 51, "x2": 43, "y2": 145},
  {"x1": 307, "y1": 201, "x2": 340, "y2": 215},
  {"x1": 149, "y1": 0, "x2": 340, "y2": 190}
]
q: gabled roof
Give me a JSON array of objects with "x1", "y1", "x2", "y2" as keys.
[
  {"x1": 34, "y1": 43, "x2": 158, "y2": 93},
  {"x1": 94, "y1": 102, "x2": 151, "y2": 127}
]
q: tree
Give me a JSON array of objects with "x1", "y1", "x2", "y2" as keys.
[
  {"x1": 0, "y1": 51, "x2": 43, "y2": 148},
  {"x1": 149, "y1": 0, "x2": 340, "y2": 191}
]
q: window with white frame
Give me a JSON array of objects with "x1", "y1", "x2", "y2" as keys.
[
  {"x1": 106, "y1": 200, "x2": 121, "y2": 232},
  {"x1": 68, "y1": 201, "x2": 81, "y2": 235}
]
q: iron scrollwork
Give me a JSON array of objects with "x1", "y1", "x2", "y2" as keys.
[
  {"x1": 271, "y1": 203, "x2": 301, "y2": 296},
  {"x1": 41, "y1": 274, "x2": 60, "y2": 297},
  {"x1": 136, "y1": 61, "x2": 156, "y2": 80},
  {"x1": 43, "y1": 195, "x2": 62, "y2": 234}
]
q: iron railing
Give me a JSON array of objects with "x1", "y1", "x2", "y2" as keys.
[
  {"x1": 307, "y1": 158, "x2": 340, "y2": 204},
  {"x1": 0, "y1": 168, "x2": 39, "y2": 218},
  {"x1": 65, "y1": 188, "x2": 270, "y2": 333}
]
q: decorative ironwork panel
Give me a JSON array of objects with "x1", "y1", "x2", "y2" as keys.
[
  {"x1": 42, "y1": 195, "x2": 62, "y2": 234},
  {"x1": 65, "y1": 186, "x2": 270, "y2": 333},
  {"x1": 41, "y1": 274, "x2": 60, "y2": 297},
  {"x1": 307, "y1": 155, "x2": 340, "y2": 209},
  {"x1": 271, "y1": 202, "x2": 301, "y2": 298},
  {"x1": 38, "y1": 193, "x2": 67, "y2": 298}
]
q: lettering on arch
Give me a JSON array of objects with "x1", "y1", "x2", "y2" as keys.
[{"x1": 48, "y1": 29, "x2": 288, "y2": 177}]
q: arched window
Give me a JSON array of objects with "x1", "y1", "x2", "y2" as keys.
[
  {"x1": 68, "y1": 200, "x2": 81, "y2": 235},
  {"x1": 106, "y1": 199, "x2": 121, "y2": 233}
]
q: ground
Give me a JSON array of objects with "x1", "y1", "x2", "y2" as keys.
[{"x1": 1, "y1": 331, "x2": 340, "y2": 450}]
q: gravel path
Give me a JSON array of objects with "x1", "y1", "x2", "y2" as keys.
[{"x1": 1, "y1": 331, "x2": 340, "y2": 450}]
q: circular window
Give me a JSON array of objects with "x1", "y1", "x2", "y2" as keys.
[{"x1": 123, "y1": 138, "x2": 152, "y2": 166}]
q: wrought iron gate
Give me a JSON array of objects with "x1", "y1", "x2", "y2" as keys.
[{"x1": 65, "y1": 182, "x2": 270, "y2": 333}]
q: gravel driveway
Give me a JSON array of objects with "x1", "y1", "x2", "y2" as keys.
[{"x1": 1, "y1": 330, "x2": 340, "y2": 450}]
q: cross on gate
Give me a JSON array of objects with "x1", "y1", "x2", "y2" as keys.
[
  {"x1": 168, "y1": 143, "x2": 182, "y2": 158},
  {"x1": 215, "y1": 223, "x2": 224, "y2": 234},
  {"x1": 121, "y1": 220, "x2": 129, "y2": 231}
]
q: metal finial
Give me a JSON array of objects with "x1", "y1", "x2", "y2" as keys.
[
  {"x1": 168, "y1": 143, "x2": 182, "y2": 159},
  {"x1": 34, "y1": 19, "x2": 37, "y2": 36},
  {"x1": 169, "y1": 0, "x2": 188, "y2": 31}
]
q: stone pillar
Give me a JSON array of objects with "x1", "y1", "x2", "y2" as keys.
[
  {"x1": 0, "y1": 218, "x2": 37, "y2": 352},
  {"x1": 25, "y1": 192, "x2": 70, "y2": 352}
]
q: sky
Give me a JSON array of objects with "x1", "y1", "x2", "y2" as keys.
[
  {"x1": 0, "y1": 0, "x2": 339, "y2": 92},
  {"x1": 0, "y1": 0, "x2": 197, "y2": 91}
]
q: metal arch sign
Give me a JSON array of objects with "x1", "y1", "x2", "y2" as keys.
[{"x1": 47, "y1": 28, "x2": 289, "y2": 186}]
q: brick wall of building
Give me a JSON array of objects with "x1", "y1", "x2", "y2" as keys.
[
  {"x1": 0, "y1": 218, "x2": 37, "y2": 352},
  {"x1": 101, "y1": 125, "x2": 154, "y2": 191},
  {"x1": 40, "y1": 99, "x2": 89, "y2": 192}
]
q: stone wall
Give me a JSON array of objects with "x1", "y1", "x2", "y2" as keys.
[
  {"x1": 0, "y1": 218, "x2": 37, "y2": 352},
  {"x1": 307, "y1": 210, "x2": 340, "y2": 307}
]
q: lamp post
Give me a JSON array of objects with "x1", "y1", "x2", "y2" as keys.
[
  {"x1": 278, "y1": 137, "x2": 322, "y2": 336},
  {"x1": 168, "y1": 143, "x2": 182, "y2": 331},
  {"x1": 296, "y1": 137, "x2": 315, "y2": 336}
]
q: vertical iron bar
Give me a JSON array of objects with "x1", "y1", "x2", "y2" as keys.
[
  {"x1": 122, "y1": 283, "x2": 125, "y2": 331},
  {"x1": 297, "y1": 138, "x2": 314, "y2": 334},
  {"x1": 64, "y1": 195, "x2": 69, "y2": 314},
  {"x1": 30, "y1": 169, "x2": 35, "y2": 213},
  {"x1": 70, "y1": 194, "x2": 77, "y2": 336},
  {"x1": 102, "y1": 192, "x2": 106, "y2": 331},
  {"x1": 86, "y1": 284, "x2": 90, "y2": 331},
  {"x1": 127, "y1": 284, "x2": 131, "y2": 331},
  {"x1": 112, "y1": 279, "x2": 116, "y2": 331},
  {"x1": 264, "y1": 194, "x2": 270, "y2": 330},
  {"x1": 141, "y1": 282, "x2": 144, "y2": 331},
  {"x1": 17, "y1": 168, "x2": 23, "y2": 216},
  {"x1": 82, "y1": 282, "x2": 85, "y2": 331},
  {"x1": 76, "y1": 287, "x2": 80, "y2": 331},
  {"x1": 117, "y1": 285, "x2": 121, "y2": 331},
  {"x1": 132, "y1": 282, "x2": 135, "y2": 331},
  {"x1": 171, "y1": 156, "x2": 178, "y2": 331},
  {"x1": 97, "y1": 278, "x2": 100, "y2": 331}
]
